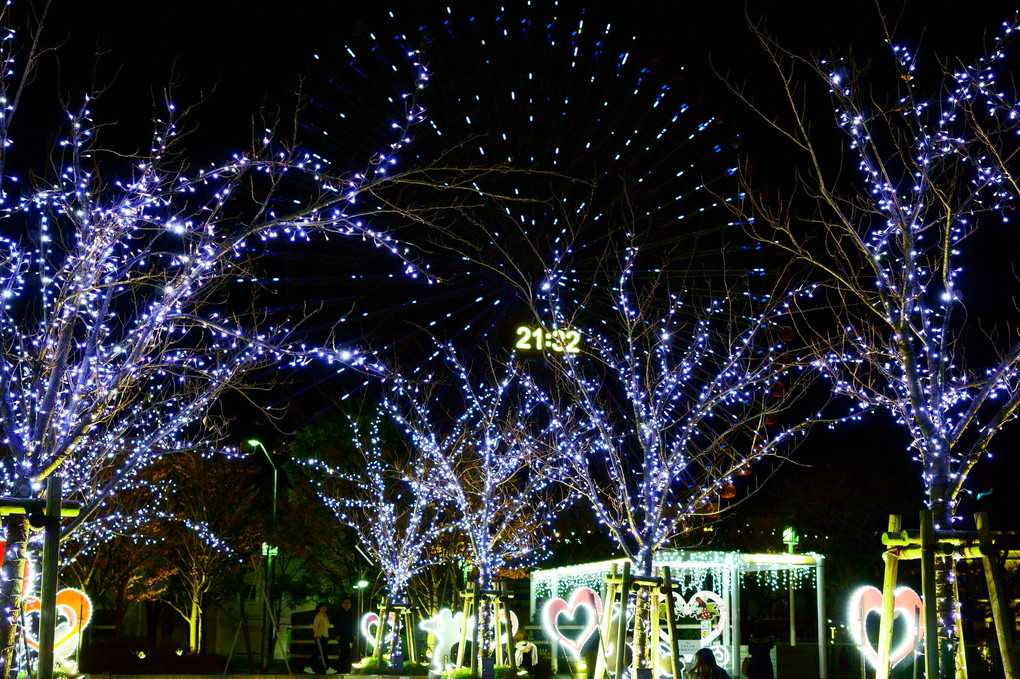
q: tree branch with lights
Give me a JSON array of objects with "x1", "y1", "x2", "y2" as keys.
[
  {"x1": 728, "y1": 12, "x2": 1020, "y2": 674},
  {"x1": 385, "y1": 351, "x2": 567, "y2": 667},
  {"x1": 302, "y1": 403, "x2": 448, "y2": 667},
  {"x1": 0, "y1": 8, "x2": 448, "y2": 673},
  {"x1": 538, "y1": 243, "x2": 830, "y2": 669}
]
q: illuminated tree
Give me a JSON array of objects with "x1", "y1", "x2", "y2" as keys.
[
  {"x1": 544, "y1": 246, "x2": 825, "y2": 572},
  {"x1": 538, "y1": 245, "x2": 829, "y2": 668},
  {"x1": 386, "y1": 352, "x2": 565, "y2": 661},
  {"x1": 729, "y1": 14, "x2": 1020, "y2": 674},
  {"x1": 0, "y1": 10, "x2": 436, "y2": 674},
  {"x1": 62, "y1": 482, "x2": 171, "y2": 638},
  {"x1": 303, "y1": 405, "x2": 447, "y2": 664},
  {"x1": 60, "y1": 452, "x2": 264, "y2": 652}
]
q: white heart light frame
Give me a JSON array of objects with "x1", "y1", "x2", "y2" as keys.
[{"x1": 847, "y1": 585, "x2": 923, "y2": 668}]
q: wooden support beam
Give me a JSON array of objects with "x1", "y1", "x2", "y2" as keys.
[
  {"x1": 593, "y1": 564, "x2": 617, "y2": 679},
  {"x1": 883, "y1": 528, "x2": 1019, "y2": 547},
  {"x1": 876, "y1": 515, "x2": 901, "y2": 679},
  {"x1": 494, "y1": 594, "x2": 504, "y2": 667},
  {"x1": 0, "y1": 497, "x2": 80, "y2": 517},
  {"x1": 375, "y1": 598, "x2": 390, "y2": 666},
  {"x1": 502, "y1": 581, "x2": 517, "y2": 672},
  {"x1": 614, "y1": 562, "x2": 630, "y2": 679},
  {"x1": 649, "y1": 587, "x2": 660, "y2": 678},
  {"x1": 456, "y1": 584, "x2": 474, "y2": 670},
  {"x1": 662, "y1": 567, "x2": 682, "y2": 679},
  {"x1": 893, "y1": 545, "x2": 986, "y2": 561},
  {"x1": 976, "y1": 513, "x2": 1017, "y2": 679},
  {"x1": 920, "y1": 510, "x2": 939, "y2": 679}
]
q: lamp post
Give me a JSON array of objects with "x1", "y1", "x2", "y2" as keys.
[
  {"x1": 783, "y1": 526, "x2": 800, "y2": 647},
  {"x1": 249, "y1": 439, "x2": 278, "y2": 671},
  {"x1": 353, "y1": 578, "x2": 370, "y2": 659}
]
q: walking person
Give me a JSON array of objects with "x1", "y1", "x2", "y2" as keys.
[
  {"x1": 305, "y1": 603, "x2": 338, "y2": 675},
  {"x1": 334, "y1": 597, "x2": 357, "y2": 673}
]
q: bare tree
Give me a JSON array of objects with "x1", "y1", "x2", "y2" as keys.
[
  {"x1": 304, "y1": 405, "x2": 447, "y2": 665},
  {"x1": 540, "y1": 245, "x2": 828, "y2": 669},
  {"x1": 727, "y1": 12, "x2": 1020, "y2": 675},
  {"x1": 0, "y1": 10, "x2": 441, "y2": 673},
  {"x1": 145, "y1": 454, "x2": 263, "y2": 653},
  {"x1": 386, "y1": 352, "x2": 566, "y2": 663}
]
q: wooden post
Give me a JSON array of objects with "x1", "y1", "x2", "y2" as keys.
[
  {"x1": 457, "y1": 584, "x2": 474, "y2": 669},
  {"x1": 403, "y1": 609, "x2": 417, "y2": 663},
  {"x1": 920, "y1": 510, "x2": 939, "y2": 679},
  {"x1": 631, "y1": 581, "x2": 643, "y2": 679},
  {"x1": 649, "y1": 582, "x2": 661, "y2": 678},
  {"x1": 38, "y1": 477, "x2": 62, "y2": 679},
  {"x1": 503, "y1": 582, "x2": 517, "y2": 672},
  {"x1": 493, "y1": 592, "x2": 505, "y2": 666},
  {"x1": 662, "y1": 567, "x2": 681, "y2": 679},
  {"x1": 975, "y1": 513, "x2": 1017, "y2": 679},
  {"x1": 593, "y1": 564, "x2": 618, "y2": 679},
  {"x1": 375, "y1": 599, "x2": 390, "y2": 665},
  {"x1": 615, "y1": 562, "x2": 631, "y2": 679},
  {"x1": 877, "y1": 515, "x2": 903, "y2": 679}
]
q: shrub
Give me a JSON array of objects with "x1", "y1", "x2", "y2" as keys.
[
  {"x1": 351, "y1": 656, "x2": 430, "y2": 675},
  {"x1": 441, "y1": 666, "x2": 528, "y2": 679}
]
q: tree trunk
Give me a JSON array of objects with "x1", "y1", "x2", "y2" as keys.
[
  {"x1": 145, "y1": 601, "x2": 161, "y2": 641},
  {"x1": 632, "y1": 550, "x2": 654, "y2": 673},
  {"x1": 389, "y1": 588, "x2": 405, "y2": 669},
  {"x1": 113, "y1": 585, "x2": 128, "y2": 638},
  {"x1": 931, "y1": 467, "x2": 959, "y2": 678},
  {"x1": 189, "y1": 597, "x2": 202, "y2": 653},
  {"x1": 0, "y1": 515, "x2": 30, "y2": 679}
]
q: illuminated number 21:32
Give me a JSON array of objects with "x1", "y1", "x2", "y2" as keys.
[{"x1": 515, "y1": 326, "x2": 581, "y2": 353}]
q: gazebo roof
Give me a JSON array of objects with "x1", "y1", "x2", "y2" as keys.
[{"x1": 530, "y1": 549, "x2": 824, "y2": 596}]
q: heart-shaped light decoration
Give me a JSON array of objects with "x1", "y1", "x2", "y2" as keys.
[
  {"x1": 848, "y1": 585, "x2": 923, "y2": 667},
  {"x1": 542, "y1": 587, "x2": 603, "y2": 660},
  {"x1": 360, "y1": 611, "x2": 397, "y2": 650},
  {"x1": 487, "y1": 608, "x2": 520, "y2": 646},
  {"x1": 23, "y1": 588, "x2": 93, "y2": 660},
  {"x1": 674, "y1": 591, "x2": 726, "y2": 647}
]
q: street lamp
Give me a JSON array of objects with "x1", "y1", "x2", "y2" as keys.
[
  {"x1": 249, "y1": 439, "x2": 278, "y2": 670},
  {"x1": 783, "y1": 526, "x2": 800, "y2": 647},
  {"x1": 353, "y1": 578, "x2": 370, "y2": 658}
]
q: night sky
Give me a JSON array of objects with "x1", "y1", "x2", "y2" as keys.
[{"x1": 13, "y1": 0, "x2": 1020, "y2": 554}]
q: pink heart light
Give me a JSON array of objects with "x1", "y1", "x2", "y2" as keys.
[
  {"x1": 848, "y1": 585, "x2": 923, "y2": 667},
  {"x1": 542, "y1": 587, "x2": 603, "y2": 660}
]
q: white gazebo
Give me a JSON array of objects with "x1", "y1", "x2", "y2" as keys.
[{"x1": 530, "y1": 549, "x2": 827, "y2": 678}]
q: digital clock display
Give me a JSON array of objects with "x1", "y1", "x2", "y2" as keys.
[{"x1": 514, "y1": 326, "x2": 582, "y2": 353}]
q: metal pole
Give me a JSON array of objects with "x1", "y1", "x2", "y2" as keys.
[
  {"x1": 816, "y1": 555, "x2": 827, "y2": 679},
  {"x1": 730, "y1": 562, "x2": 741, "y2": 679},
  {"x1": 38, "y1": 476, "x2": 61, "y2": 679},
  {"x1": 264, "y1": 446, "x2": 278, "y2": 671},
  {"x1": 787, "y1": 541, "x2": 796, "y2": 648},
  {"x1": 357, "y1": 586, "x2": 363, "y2": 659}
]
